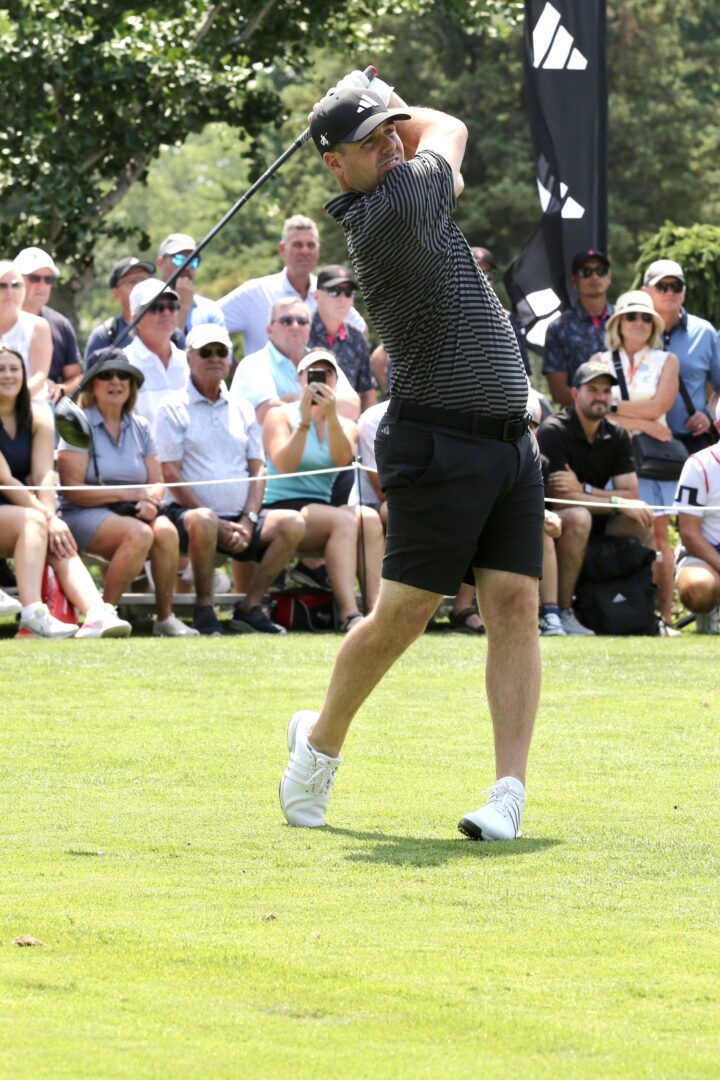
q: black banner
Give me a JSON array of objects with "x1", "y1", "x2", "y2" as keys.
[{"x1": 505, "y1": 0, "x2": 608, "y2": 348}]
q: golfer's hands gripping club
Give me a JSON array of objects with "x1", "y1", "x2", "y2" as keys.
[{"x1": 307, "y1": 65, "x2": 383, "y2": 124}]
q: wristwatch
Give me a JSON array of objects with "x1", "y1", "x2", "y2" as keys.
[
  {"x1": 610, "y1": 402, "x2": 619, "y2": 414},
  {"x1": 243, "y1": 510, "x2": 259, "y2": 524}
]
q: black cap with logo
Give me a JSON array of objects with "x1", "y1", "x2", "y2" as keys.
[{"x1": 310, "y1": 87, "x2": 410, "y2": 155}]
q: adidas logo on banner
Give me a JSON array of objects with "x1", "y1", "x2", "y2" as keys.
[
  {"x1": 532, "y1": 2, "x2": 588, "y2": 70},
  {"x1": 612, "y1": 593, "x2": 627, "y2": 604},
  {"x1": 356, "y1": 94, "x2": 378, "y2": 113}
]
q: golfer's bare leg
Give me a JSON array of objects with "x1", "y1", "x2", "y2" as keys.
[
  {"x1": 308, "y1": 578, "x2": 442, "y2": 757},
  {"x1": 474, "y1": 568, "x2": 540, "y2": 785}
]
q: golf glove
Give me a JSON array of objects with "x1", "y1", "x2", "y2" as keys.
[{"x1": 331, "y1": 69, "x2": 394, "y2": 106}]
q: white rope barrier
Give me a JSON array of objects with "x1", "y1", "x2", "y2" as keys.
[{"x1": 1, "y1": 461, "x2": 718, "y2": 514}]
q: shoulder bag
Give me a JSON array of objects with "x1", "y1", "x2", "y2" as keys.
[{"x1": 611, "y1": 351, "x2": 688, "y2": 481}]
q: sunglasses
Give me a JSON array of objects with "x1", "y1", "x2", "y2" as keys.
[
  {"x1": 27, "y1": 273, "x2": 56, "y2": 284},
  {"x1": 0, "y1": 280, "x2": 23, "y2": 290},
  {"x1": 96, "y1": 370, "x2": 131, "y2": 382},
  {"x1": 577, "y1": 265, "x2": 609, "y2": 278},
  {"x1": 323, "y1": 285, "x2": 356, "y2": 298},
  {"x1": 653, "y1": 280, "x2": 684, "y2": 294},
  {"x1": 623, "y1": 312, "x2": 653, "y2": 324},
  {"x1": 170, "y1": 253, "x2": 200, "y2": 269},
  {"x1": 275, "y1": 315, "x2": 309, "y2": 327},
  {"x1": 197, "y1": 345, "x2": 229, "y2": 359},
  {"x1": 147, "y1": 300, "x2": 180, "y2": 314}
]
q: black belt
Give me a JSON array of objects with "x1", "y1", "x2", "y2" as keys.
[{"x1": 387, "y1": 398, "x2": 530, "y2": 441}]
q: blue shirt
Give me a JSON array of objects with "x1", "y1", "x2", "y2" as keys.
[
  {"x1": 58, "y1": 406, "x2": 155, "y2": 507},
  {"x1": 661, "y1": 309, "x2": 720, "y2": 434},
  {"x1": 228, "y1": 342, "x2": 300, "y2": 409},
  {"x1": 543, "y1": 303, "x2": 614, "y2": 379},
  {"x1": 183, "y1": 293, "x2": 226, "y2": 335},
  {"x1": 264, "y1": 403, "x2": 338, "y2": 504}
]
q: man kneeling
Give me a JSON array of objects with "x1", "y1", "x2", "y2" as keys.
[{"x1": 155, "y1": 324, "x2": 305, "y2": 634}]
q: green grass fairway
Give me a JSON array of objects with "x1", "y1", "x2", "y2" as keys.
[{"x1": 1, "y1": 633, "x2": 718, "y2": 1078}]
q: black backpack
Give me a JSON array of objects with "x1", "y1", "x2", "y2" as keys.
[{"x1": 573, "y1": 535, "x2": 658, "y2": 636}]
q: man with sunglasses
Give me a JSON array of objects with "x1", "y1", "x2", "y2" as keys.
[
  {"x1": 229, "y1": 297, "x2": 360, "y2": 422},
  {"x1": 309, "y1": 265, "x2": 376, "y2": 412},
  {"x1": 642, "y1": 259, "x2": 720, "y2": 454},
  {"x1": 15, "y1": 246, "x2": 82, "y2": 404},
  {"x1": 218, "y1": 215, "x2": 366, "y2": 358},
  {"x1": 122, "y1": 278, "x2": 188, "y2": 436},
  {"x1": 156, "y1": 233, "x2": 226, "y2": 341},
  {"x1": 543, "y1": 250, "x2": 614, "y2": 408},
  {"x1": 156, "y1": 324, "x2": 304, "y2": 635}
]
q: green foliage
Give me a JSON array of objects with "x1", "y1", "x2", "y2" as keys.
[
  {"x1": 633, "y1": 222, "x2": 720, "y2": 326},
  {"x1": 1, "y1": 634, "x2": 719, "y2": 1076}
]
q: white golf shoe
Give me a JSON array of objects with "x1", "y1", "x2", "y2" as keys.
[
  {"x1": 279, "y1": 710, "x2": 341, "y2": 827},
  {"x1": 458, "y1": 776, "x2": 526, "y2": 841}
]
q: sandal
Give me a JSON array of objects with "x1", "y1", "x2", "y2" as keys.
[
  {"x1": 448, "y1": 607, "x2": 486, "y2": 635},
  {"x1": 340, "y1": 611, "x2": 363, "y2": 633}
]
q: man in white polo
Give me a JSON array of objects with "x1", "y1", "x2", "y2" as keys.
[
  {"x1": 123, "y1": 278, "x2": 188, "y2": 436},
  {"x1": 155, "y1": 324, "x2": 305, "y2": 635}
]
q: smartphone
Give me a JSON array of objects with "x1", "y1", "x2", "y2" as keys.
[{"x1": 307, "y1": 368, "x2": 327, "y2": 385}]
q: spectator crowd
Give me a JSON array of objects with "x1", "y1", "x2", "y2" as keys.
[{"x1": 1, "y1": 221, "x2": 719, "y2": 639}]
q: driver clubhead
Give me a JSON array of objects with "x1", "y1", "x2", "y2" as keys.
[{"x1": 55, "y1": 395, "x2": 92, "y2": 449}]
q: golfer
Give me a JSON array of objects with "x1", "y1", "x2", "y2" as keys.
[{"x1": 280, "y1": 73, "x2": 544, "y2": 840}]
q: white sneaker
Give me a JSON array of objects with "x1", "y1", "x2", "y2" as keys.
[
  {"x1": 560, "y1": 608, "x2": 595, "y2": 636},
  {"x1": 152, "y1": 613, "x2": 200, "y2": 637},
  {"x1": 696, "y1": 608, "x2": 718, "y2": 634},
  {"x1": 539, "y1": 611, "x2": 566, "y2": 636},
  {"x1": 458, "y1": 777, "x2": 525, "y2": 841},
  {"x1": 76, "y1": 604, "x2": 132, "y2": 639},
  {"x1": 179, "y1": 564, "x2": 231, "y2": 594},
  {"x1": 19, "y1": 603, "x2": 78, "y2": 639},
  {"x1": 0, "y1": 588, "x2": 21, "y2": 618},
  {"x1": 279, "y1": 710, "x2": 341, "y2": 827}
]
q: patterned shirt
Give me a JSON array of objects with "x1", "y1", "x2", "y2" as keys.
[
  {"x1": 325, "y1": 150, "x2": 527, "y2": 416},
  {"x1": 308, "y1": 312, "x2": 373, "y2": 393},
  {"x1": 543, "y1": 303, "x2": 614, "y2": 380},
  {"x1": 673, "y1": 445, "x2": 720, "y2": 548}
]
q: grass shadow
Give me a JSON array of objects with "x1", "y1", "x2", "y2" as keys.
[{"x1": 324, "y1": 826, "x2": 559, "y2": 867}]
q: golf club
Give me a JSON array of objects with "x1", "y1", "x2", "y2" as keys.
[
  {"x1": 56, "y1": 64, "x2": 379, "y2": 449},
  {"x1": 110, "y1": 64, "x2": 379, "y2": 349}
]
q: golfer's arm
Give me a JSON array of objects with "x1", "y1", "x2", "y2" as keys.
[{"x1": 393, "y1": 101, "x2": 467, "y2": 192}]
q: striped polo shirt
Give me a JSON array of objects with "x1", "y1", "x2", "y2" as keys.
[{"x1": 325, "y1": 150, "x2": 528, "y2": 417}]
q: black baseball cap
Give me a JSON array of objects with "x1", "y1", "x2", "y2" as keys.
[
  {"x1": 316, "y1": 264, "x2": 358, "y2": 290},
  {"x1": 109, "y1": 256, "x2": 155, "y2": 289},
  {"x1": 310, "y1": 87, "x2": 410, "y2": 155},
  {"x1": 571, "y1": 249, "x2": 610, "y2": 274},
  {"x1": 572, "y1": 359, "x2": 618, "y2": 389}
]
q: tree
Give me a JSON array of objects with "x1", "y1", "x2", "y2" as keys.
[{"x1": 0, "y1": 0, "x2": 520, "y2": 324}]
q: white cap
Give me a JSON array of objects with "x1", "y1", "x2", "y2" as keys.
[
  {"x1": 297, "y1": 349, "x2": 340, "y2": 376},
  {"x1": 14, "y1": 246, "x2": 59, "y2": 276},
  {"x1": 185, "y1": 323, "x2": 233, "y2": 351},
  {"x1": 129, "y1": 278, "x2": 179, "y2": 315},
  {"x1": 643, "y1": 259, "x2": 685, "y2": 287},
  {"x1": 158, "y1": 233, "x2": 196, "y2": 257}
]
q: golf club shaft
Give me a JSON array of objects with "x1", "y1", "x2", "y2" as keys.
[{"x1": 109, "y1": 65, "x2": 378, "y2": 352}]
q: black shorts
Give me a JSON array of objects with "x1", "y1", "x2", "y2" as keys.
[
  {"x1": 164, "y1": 503, "x2": 267, "y2": 563},
  {"x1": 374, "y1": 416, "x2": 544, "y2": 595}
]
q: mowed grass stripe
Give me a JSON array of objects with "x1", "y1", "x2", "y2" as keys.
[{"x1": 1, "y1": 635, "x2": 718, "y2": 1078}]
